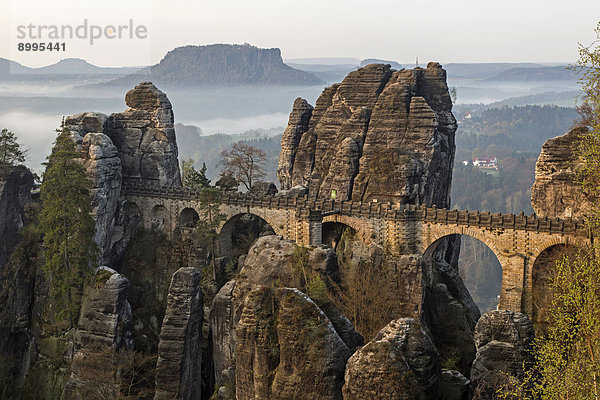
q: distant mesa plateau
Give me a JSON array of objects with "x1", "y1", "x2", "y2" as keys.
[{"x1": 101, "y1": 44, "x2": 325, "y2": 88}]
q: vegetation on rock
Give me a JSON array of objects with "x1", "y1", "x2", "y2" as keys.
[
  {"x1": 0, "y1": 128, "x2": 26, "y2": 169},
  {"x1": 39, "y1": 121, "x2": 97, "y2": 326},
  {"x1": 503, "y1": 22, "x2": 600, "y2": 399}
]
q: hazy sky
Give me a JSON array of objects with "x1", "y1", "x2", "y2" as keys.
[{"x1": 2, "y1": 0, "x2": 600, "y2": 67}]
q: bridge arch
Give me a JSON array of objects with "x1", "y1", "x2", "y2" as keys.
[
  {"x1": 528, "y1": 240, "x2": 586, "y2": 327},
  {"x1": 421, "y1": 226, "x2": 505, "y2": 263},
  {"x1": 322, "y1": 221, "x2": 357, "y2": 250},
  {"x1": 422, "y1": 226, "x2": 506, "y2": 312},
  {"x1": 322, "y1": 214, "x2": 372, "y2": 244},
  {"x1": 150, "y1": 204, "x2": 170, "y2": 233},
  {"x1": 179, "y1": 207, "x2": 200, "y2": 228},
  {"x1": 122, "y1": 201, "x2": 142, "y2": 229},
  {"x1": 530, "y1": 236, "x2": 589, "y2": 262},
  {"x1": 218, "y1": 212, "x2": 277, "y2": 260}
]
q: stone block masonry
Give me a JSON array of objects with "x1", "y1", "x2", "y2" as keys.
[{"x1": 120, "y1": 184, "x2": 590, "y2": 316}]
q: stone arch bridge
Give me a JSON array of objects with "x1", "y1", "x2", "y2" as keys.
[{"x1": 121, "y1": 184, "x2": 590, "y2": 315}]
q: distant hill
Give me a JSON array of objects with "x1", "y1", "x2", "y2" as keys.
[
  {"x1": 32, "y1": 58, "x2": 141, "y2": 75},
  {"x1": 445, "y1": 63, "x2": 545, "y2": 79},
  {"x1": 105, "y1": 44, "x2": 325, "y2": 87},
  {"x1": 360, "y1": 59, "x2": 402, "y2": 69},
  {"x1": 0, "y1": 58, "x2": 34, "y2": 75},
  {"x1": 0, "y1": 57, "x2": 141, "y2": 78},
  {"x1": 287, "y1": 63, "x2": 357, "y2": 83},
  {"x1": 485, "y1": 66, "x2": 575, "y2": 82},
  {"x1": 285, "y1": 57, "x2": 360, "y2": 66}
]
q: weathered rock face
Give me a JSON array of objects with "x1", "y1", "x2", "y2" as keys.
[
  {"x1": 82, "y1": 131, "x2": 122, "y2": 265},
  {"x1": 66, "y1": 82, "x2": 181, "y2": 188},
  {"x1": 211, "y1": 235, "x2": 362, "y2": 398},
  {"x1": 235, "y1": 287, "x2": 351, "y2": 400},
  {"x1": 63, "y1": 268, "x2": 134, "y2": 399},
  {"x1": 277, "y1": 98, "x2": 314, "y2": 189},
  {"x1": 440, "y1": 369, "x2": 469, "y2": 400},
  {"x1": 250, "y1": 181, "x2": 278, "y2": 196},
  {"x1": 422, "y1": 239, "x2": 479, "y2": 377},
  {"x1": 210, "y1": 280, "x2": 237, "y2": 394},
  {"x1": 342, "y1": 318, "x2": 441, "y2": 400},
  {"x1": 108, "y1": 82, "x2": 181, "y2": 187},
  {"x1": 278, "y1": 63, "x2": 457, "y2": 206},
  {"x1": 155, "y1": 267, "x2": 203, "y2": 400},
  {"x1": 470, "y1": 310, "x2": 535, "y2": 399},
  {"x1": 65, "y1": 82, "x2": 181, "y2": 263},
  {"x1": 531, "y1": 127, "x2": 591, "y2": 218},
  {"x1": 0, "y1": 165, "x2": 33, "y2": 270}
]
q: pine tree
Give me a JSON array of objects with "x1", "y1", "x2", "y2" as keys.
[
  {"x1": 185, "y1": 162, "x2": 211, "y2": 189},
  {"x1": 0, "y1": 128, "x2": 26, "y2": 168},
  {"x1": 195, "y1": 187, "x2": 226, "y2": 278},
  {"x1": 181, "y1": 159, "x2": 211, "y2": 190},
  {"x1": 39, "y1": 120, "x2": 97, "y2": 326}
]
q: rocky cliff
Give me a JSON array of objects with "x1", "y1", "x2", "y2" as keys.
[
  {"x1": 211, "y1": 235, "x2": 363, "y2": 399},
  {"x1": 107, "y1": 44, "x2": 324, "y2": 87},
  {"x1": 155, "y1": 267, "x2": 204, "y2": 400},
  {"x1": 343, "y1": 318, "x2": 441, "y2": 400},
  {"x1": 531, "y1": 127, "x2": 591, "y2": 218},
  {"x1": 0, "y1": 165, "x2": 33, "y2": 270},
  {"x1": 277, "y1": 62, "x2": 457, "y2": 206},
  {"x1": 470, "y1": 311, "x2": 535, "y2": 399},
  {"x1": 278, "y1": 63, "x2": 478, "y2": 377},
  {"x1": 65, "y1": 81, "x2": 181, "y2": 264},
  {"x1": 63, "y1": 268, "x2": 134, "y2": 399}
]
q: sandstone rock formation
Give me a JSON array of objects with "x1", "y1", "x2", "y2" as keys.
[
  {"x1": 108, "y1": 81, "x2": 181, "y2": 187},
  {"x1": 67, "y1": 82, "x2": 181, "y2": 188},
  {"x1": 211, "y1": 235, "x2": 362, "y2": 398},
  {"x1": 63, "y1": 267, "x2": 134, "y2": 399},
  {"x1": 440, "y1": 369, "x2": 470, "y2": 400},
  {"x1": 470, "y1": 310, "x2": 535, "y2": 399},
  {"x1": 278, "y1": 62, "x2": 457, "y2": 206},
  {"x1": 236, "y1": 287, "x2": 351, "y2": 400},
  {"x1": 531, "y1": 127, "x2": 591, "y2": 218},
  {"x1": 210, "y1": 280, "x2": 237, "y2": 394},
  {"x1": 342, "y1": 318, "x2": 441, "y2": 400},
  {"x1": 81, "y1": 130, "x2": 122, "y2": 265},
  {"x1": 277, "y1": 98, "x2": 313, "y2": 189},
  {"x1": 65, "y1": 81, "x2": 181, "y2": 263},
  {"x1": 423, "y1": 241, "x2": 480, "y2": 376},
  {"x1": 154, "y1": 267, "x2": 203, "y2": 400},
  {"x1": 0, "y1": 165, "x2": 33, "y2": 269}
]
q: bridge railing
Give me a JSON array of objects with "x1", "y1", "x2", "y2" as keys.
[{"x1": 120, "y1": 184, "x2": 586, "y2": 235}]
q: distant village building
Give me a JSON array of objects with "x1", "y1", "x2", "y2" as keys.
[{"x1": 472, "y1": 156, "x2": 499, "y2": 170}]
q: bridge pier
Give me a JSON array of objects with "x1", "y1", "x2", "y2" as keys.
[{"x1": 497, "y1": 254, "x2": 527, "y2": 312}]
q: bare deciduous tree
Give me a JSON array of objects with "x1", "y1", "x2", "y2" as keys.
[{"x1": 217, "y1": 142, "x2": 266, "y2": 191}]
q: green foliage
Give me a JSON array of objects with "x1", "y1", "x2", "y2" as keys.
[
  {"x1": 502, "y1": 23, "x2": 600, "y2": 399},
  {"x1": 39, "y1": 120, "x2": 97, "y2": 326},
  {"x1": 502, "y1": 251, "x2": 600, "y2": 399},
  {"x1": 215, "y1": 173, "x2": 238, "y2": 191},
  {"x1": 0, "y1": 128, "x2": 26, "y2": 168},
  {"x1": 306, "y1": 274, "x2": 329, "y2": 305},
  {"x1": 572, "y1": 23, "x2": 600, "y2": 230},
  {"x1": 195, "y1": 187, "x2": 227, "y2": 274},
  {"x1": 181, "y1": 158, "x2": 211, "y2": 189}
]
